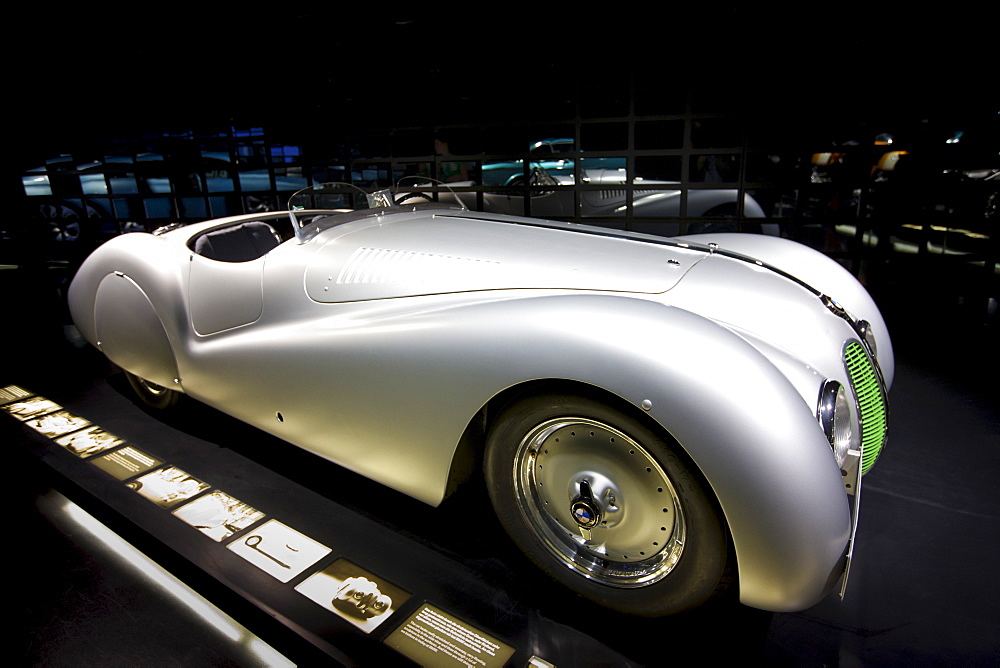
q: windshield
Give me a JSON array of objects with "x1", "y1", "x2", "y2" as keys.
[{"x1": 286, "y1": 177, "x2": 467, "y2": 243}]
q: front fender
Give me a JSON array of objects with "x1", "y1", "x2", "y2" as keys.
[{"x1": 467, "y1": 295, "x2": 851, "y2": 611}]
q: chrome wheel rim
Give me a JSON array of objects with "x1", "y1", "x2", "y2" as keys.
[
  {"x1": 138, "y1": 378, "x2": 169, "y2": 396},
  {"x1": 513, "y1": 418, "x2": 686, "y2": 588}
]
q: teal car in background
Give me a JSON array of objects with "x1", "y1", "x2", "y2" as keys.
[{"x1": 482, "y1": 138, "x2": 625, "y2": 186}]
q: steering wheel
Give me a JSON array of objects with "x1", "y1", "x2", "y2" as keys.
[
  {"x1": 394, "y1": 191, "x2": 436, "y2": 205},
  {"x1": 528, "y1": 167, "x2": 559, "y2": 187}
]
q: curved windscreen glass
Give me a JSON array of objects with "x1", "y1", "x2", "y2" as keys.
[{"x1": 288, "y1": 179, "x2": 467, "y2": 243}]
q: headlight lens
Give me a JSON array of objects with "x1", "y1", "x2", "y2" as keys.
[{"x1": 818, "y1": 380, "x2": 856, "y2": 468}]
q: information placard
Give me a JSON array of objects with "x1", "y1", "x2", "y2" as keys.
[
  {"x1": 386, "y1": 603, "x2": 515, "y2": 668},
  {"x1": 91, "y1": 446, "x2": 164, "y2": 480}
]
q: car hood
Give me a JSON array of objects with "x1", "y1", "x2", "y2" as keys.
[{"x1": 303, "y1": 212, "x2": 708, "y2": 302}]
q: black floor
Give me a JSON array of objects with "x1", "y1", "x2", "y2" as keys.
[{"x1": 7, "y1": 263, "x2": 999, "y2": 666}]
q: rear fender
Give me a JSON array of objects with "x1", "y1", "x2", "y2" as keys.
[
  {"x1": 69, "y1": 232, "x2": 188, "y2": 388},
  {"x1": 93, "y1": 272, "x2": 180, "y2": 389}
]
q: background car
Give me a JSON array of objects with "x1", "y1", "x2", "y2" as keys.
[
  {"x1": 481, "y1": 138, "x2": 626, "y2": 186},
  {"x1": 469, "y1": 166, "x2": 775, "y2": 236}
]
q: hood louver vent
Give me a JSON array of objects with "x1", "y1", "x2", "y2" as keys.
[{"x1": 337, "y1": 247, "x2": 501, "y2": 284}]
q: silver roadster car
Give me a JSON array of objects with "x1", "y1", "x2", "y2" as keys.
[{"x1": 67, "y1": 183, "x2": 892, "y2": 617}]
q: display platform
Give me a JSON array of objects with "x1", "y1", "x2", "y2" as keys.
[{"x1": 6, "y1": 356, "x2": 772, "y2": 666}]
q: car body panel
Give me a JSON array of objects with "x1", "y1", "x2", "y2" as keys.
[
  {"x1": 189, "y1": 255, "x2": 266, "y2": 334},
  {"x1": 67, "y1": 205, "x2": 892, "y2": 612},
  {"x1": 301, "y1": 214, "x2": 703, "y2": 303},
  {"x1": 674, "y1": 232, "x2": 894, "y2": 387}
]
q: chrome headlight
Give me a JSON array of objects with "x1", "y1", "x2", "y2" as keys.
[
  {"x1": 818, "y1": 380, "x2": 857, "y2": 469},
  {"x1": 856, "y1": 320, "x2": 877, "y2": 358}
]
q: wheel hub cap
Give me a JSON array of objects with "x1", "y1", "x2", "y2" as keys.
[
  {"x1": 571, "y1": 480, "x2": 601, "y2": 528},
  {"x1": 513, "y1": 417, "x2": 686, "y2": 588}
]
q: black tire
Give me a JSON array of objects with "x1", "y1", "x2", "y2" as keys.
[
  {"x1": 125, "y1": 371, "x2": 182, "y2": 410},
  {"x1": 484, "y1": 394, "x2": 730, "y2": 616}
]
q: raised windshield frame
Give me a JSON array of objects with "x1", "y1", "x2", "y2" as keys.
[{"x1": 287, "y1": 177, "x2": 468, "y2": 244}]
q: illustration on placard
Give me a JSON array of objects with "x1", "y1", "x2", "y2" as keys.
[
  {"x1": 173, "y1": 490, "x2": 266, "y2": 541},
  {"x1": 227, "y1": 519, "x2": 330, "y2": 583},
  {"x1": 55, "y1": 425, "x2": 125, "y2": 458},
  {"x1": 296, "y1": 558, "x2": 411, "y2": 633},
  {"x1": 23, "y1": 409, "x2": 89, "y2": 437},
  {"x1": 129, "y1": 466, "x2": 210, "y2": 508},
  {"x1": 1, "y1": 395, "x2": 61, "y2": 420}
]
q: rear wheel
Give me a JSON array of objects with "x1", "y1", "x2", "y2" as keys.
[
  {"x1": 485, "y1": 394, "x2": 730, "y2": 616},
  {"x1": 125, "y1": 371, "x2": 181, "y2": 410}
]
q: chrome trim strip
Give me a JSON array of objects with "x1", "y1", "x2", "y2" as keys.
[{"x1": 839, "y1": 447, "x2": 863, "y2": 598}]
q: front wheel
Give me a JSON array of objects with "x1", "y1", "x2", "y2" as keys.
[
  {"x1": 125, "y1": 371, "x2": 181, "y2": 410},
  {"x1": 485, "y1": 394, "x2": 730, "y2": 616}
]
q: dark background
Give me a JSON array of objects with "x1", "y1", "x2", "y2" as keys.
[
  {"x1": 8, "y1": 7, "x2": 999, "y2": 665},
  {"x1": 9, "y1": 7, "x2": 997, "y2": 369}
]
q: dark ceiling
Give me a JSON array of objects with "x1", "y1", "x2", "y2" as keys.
[{"x1": 13, "y1": 7, "x2": 997, "y2": 164}]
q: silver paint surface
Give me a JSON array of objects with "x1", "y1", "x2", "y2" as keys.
[{"x1": 68, "y1": 206, "x2": 893, "y2": 612}]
